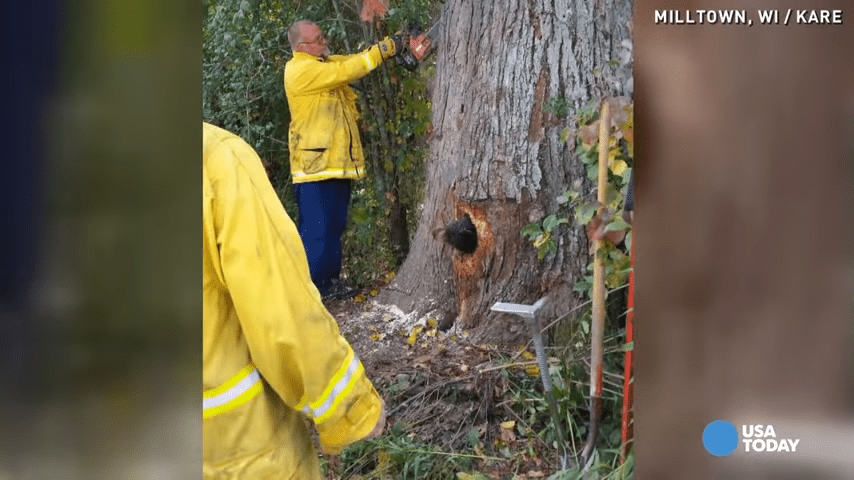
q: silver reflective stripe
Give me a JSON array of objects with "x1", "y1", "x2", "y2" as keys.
[
  {"x1": 362, "y1": 52, "x2": 376, "y2": 70},
  {"x1": 203, "y1": 369, "x2": 261, "y2": 411},
  {"x1": 301, "y1": 354, "x2": 360, "y2": 419}
]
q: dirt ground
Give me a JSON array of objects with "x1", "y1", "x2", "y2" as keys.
[{"x1": 324, "y1": 292, "x2": 563, "y2": 477}]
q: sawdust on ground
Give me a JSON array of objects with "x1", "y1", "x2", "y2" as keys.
[{"x1": 323, "y1": 294, "x2": 560, "y2": 475}]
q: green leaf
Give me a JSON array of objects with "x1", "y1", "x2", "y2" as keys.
[
  {"x1": 520, "y1": 223, "x2": 543, "y2": 240},
  {"x1": 604, "y1": 216, "x2": 631, "y2": 233},
  {"x1": 586, "y1": 162, "x2": 599, "y2": 181},
  {"x1": 604, "y1": 182, "x2": 622, "y2": 209},
  {"x1": 575, "y1": 201, "x2": 599, "y2": 225},
  {"x1": 622, "y1": 341, "x2": 634, "y2": 352},
  {"x1": 622, "y1": 166, "x2": 633, "y2": 184},
  {"x1": 542, "y1": 214, "x2": 568, "y2": 233},
  {"x1": 466, "y1": 428, "x2": 481, "y2": 448}
]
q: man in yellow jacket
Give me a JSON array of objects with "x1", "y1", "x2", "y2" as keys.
[
  {"x1": 203, "y1": 122, "x2": 385, "y2": 479},
  {"x1": 284, "y1": 20, "x2": 405, "y2": 300}
]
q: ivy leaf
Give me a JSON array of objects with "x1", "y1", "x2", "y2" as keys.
[
  {"x1": 574, "y1": 279, "x2": 591, "y2": 294},
  {"x1": 575, "y1": 201, "x2": 600, "y2": 225},
  {"x1": 533, "y1": 232, "x2": 550, "y2": 249},
  {"x1": 604, "y1": 216, "x2": 631, "y2": 233},
  {"x1": 586, "y1": 163, "x2": 599, "y2": 181},
  {"x1": 542, "y1": 214, "x2": 568, "y2": 233},
  {"x1": 621, "y1": 166, "x2": 633, "y2": 184},
  {"x1": 557, "y1": 188, "x2": 579, "y2": 206},
  {"x1": 521, "y1": 223, "x2": 543, "y2": 240},
  {"x1": 606, "y1": 271, "x2": 627, "y2": 289},
  {"x1": 605, "y1": 183, "x2": 622, "y2": 210}
]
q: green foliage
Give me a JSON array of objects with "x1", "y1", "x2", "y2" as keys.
[
  {"x1": 519, "y1": 97, "x2": 635, "y2": 477},
  {"x1": 544, "y1": 96, "x2": 572, "y2": 117},
  {"x1": 203, "y1": 0, "x2": 437, "y2": 287},
  {"x1": 522, "y1": 97, "x2": 634, "y2": 275},
  {"x1": 522, "y1": 214, "x2": 569, "y2": 260},
  {"x1": 547, "y1": 450, "x2": 634, "y2": 480},
  {"x1": 497, "y1": 336, "x2": 631, "y2": 477},
  {"x1": 202, "y1": 0, "x2": 291, "y2": 163},
  {"x1": 326, "y1": 421, "x2": 475, "y2": 480}
]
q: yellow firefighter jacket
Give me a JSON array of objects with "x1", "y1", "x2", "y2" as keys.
[
  {"x1": 284, "y1": 45, "x2": 388, "y2": 183},
  {"x1": 203, "y1": 122, "x2": 383, "y2": 479}
]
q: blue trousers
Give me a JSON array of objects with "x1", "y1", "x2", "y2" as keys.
[{"x1": 293, "y1": 179, "x2": 352, "y2": 295}]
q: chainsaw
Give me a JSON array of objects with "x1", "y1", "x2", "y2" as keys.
[{"x1": 396, "y1": 16, "x2": 442, "y2": 71}]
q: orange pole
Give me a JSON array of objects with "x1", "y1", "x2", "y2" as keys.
[{"x1": 620, "y1": 232, "x2": 635, "y2": 463}]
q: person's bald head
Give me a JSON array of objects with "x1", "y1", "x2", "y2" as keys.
[{"x1": 288, "y1": 20, "x2": 329, "y2": 58}]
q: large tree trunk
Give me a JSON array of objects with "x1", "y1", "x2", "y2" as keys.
[{"x1": 382, "y1": 0, "x2": 633, "y2": 341}]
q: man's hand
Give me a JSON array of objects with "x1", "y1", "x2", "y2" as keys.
[{"x1": 377, "y1": 34, "x2": 407, "y2": 59}]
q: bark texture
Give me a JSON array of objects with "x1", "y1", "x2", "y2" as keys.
[{"x1": 383, "y1": 0, "x2": 632, "y2": 341}]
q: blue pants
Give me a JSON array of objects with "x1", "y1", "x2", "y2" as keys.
[{"x1": 293, "y1": 179, "x2": 352, "y2": 295}]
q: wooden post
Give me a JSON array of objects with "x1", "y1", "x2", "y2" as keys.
[{"x1": 581, "y1": 100, "x2": 610, "y2": 466}]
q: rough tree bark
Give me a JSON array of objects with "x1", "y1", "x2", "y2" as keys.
[{"x1": 382, "y1": 0, "x2": 633, "y2": 341}]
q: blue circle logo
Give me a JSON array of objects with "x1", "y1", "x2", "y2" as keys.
[{"x1": 703, "y1": 420, "x2": 739, "y2": 456}]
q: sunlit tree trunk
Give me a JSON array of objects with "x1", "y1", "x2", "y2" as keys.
[{"x1": 383, "y1": 0, "x2": 633, "y2": 339}]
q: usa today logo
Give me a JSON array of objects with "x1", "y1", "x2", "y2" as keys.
[{"x1": 703, "y1": 420, "x2": 801, "y2": 456}]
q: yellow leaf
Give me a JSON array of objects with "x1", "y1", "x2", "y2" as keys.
[
  {"x1": 500, "y1": 420, "x2": 516, "y2": 430},
  {"x1": 525, "y1": 365, "x2": 540, "y2": 377},
  {"x1": 385, "y1": 271, "x2": 396, "y2": 281},
  {"x1": 427, "y1": 318, "x2": 438, "y2": 328},
  {"x1": 377, "y1": 449, "x2": 389, "y2": 467},
  {"x1": 521, "y1": 351, "x2": 535, "y2": 360},
  {"x1": 457, "y1": 473, "x2": 491, "y2": 480},
  {"x1": 354, "y1": 295, "x2": 365, "y2": 303},
  {"x1": 607, "y1": 144, "x2": 619, "y2": 165},
  {"x1": 370, "y1": 333, "x2": 385, "y2": 341},
  {"x1": 610, "y1": 159, "x2": 627, "y2": 175},
  {"x1": 370, "y1": 289, "x2": 379, "y2": 297},
  {"x1": 407, "y1": 325, "x2": 424, "y2": 345}
]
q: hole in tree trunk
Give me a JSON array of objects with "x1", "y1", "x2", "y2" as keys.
[{"x1": 437, "y1": 214, "x2": 478, "y2": 254}]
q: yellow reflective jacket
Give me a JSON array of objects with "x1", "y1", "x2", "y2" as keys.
[
  {"x1": 203, "y1": 123, "x2": 383, "y2": 479},
  {"x1": 284, "y1": 46, "x2": 387, "y2": 183}
]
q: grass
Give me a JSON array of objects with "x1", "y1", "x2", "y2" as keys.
[{"x1": 322, "y1": 344, "x2": 634, "y2": 480}]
